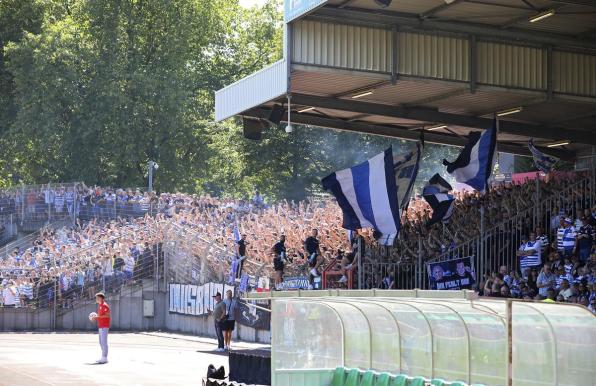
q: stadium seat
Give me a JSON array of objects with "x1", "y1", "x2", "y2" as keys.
[
  {"x1": 374, "y1": 373, "x2": 391, "y2": 386},
  {"x1": 344, "y1": 368, "x2": 360, "y2": 386},
  {"x1": 332, "y1": 367, "x2": 346, "y2": 386},
  {"x1": 430, "y1": 379, "x2": 445, "y2": 386},
  {"x1": 450, "y1": 382, "x2": 466, "y2": 386},
  {"x1": 360, "y1": 370, "x2": 375, "y2": 386},
  {"x1": 390, "y1": 374, "x2": 408, "y2": 386},
  {"x1": 409, "y1": 376, "x2": 426, "y2": 386}
]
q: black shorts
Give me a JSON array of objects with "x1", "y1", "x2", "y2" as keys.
[
  {"x1": 223, "y1": 319, "x2": 235, "y2": 331},
  {"x1": 308, "y1": 254, "x2": 318, "y2": 267},
  {"x1": 273, "y1": 258, "x2": 284, "y2": 271}
]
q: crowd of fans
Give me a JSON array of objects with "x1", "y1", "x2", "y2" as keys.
[
  {"x1": 0, "y1": 216, "x2": 163, "y2": 308},
  {"x1": 0, "y1": 172, "x2": 594, "y2": 313},
  {"x1": 393, "y1": 172, "x2": 590, "y2": 264},
  {"x1": 476, "y1": 210, "x2": 596, "y2": 308}
]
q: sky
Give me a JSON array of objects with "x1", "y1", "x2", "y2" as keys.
[{"x1": 239, "y1": 0, "x2": 269, "y2": 7}]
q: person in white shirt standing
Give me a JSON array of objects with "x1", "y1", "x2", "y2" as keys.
[{"x1": 517, "y1": 233, "x2": 542, "y2": 277}]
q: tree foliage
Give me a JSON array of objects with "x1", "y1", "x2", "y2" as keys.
[{"x1": 0, "y1": 0, "x2": 456, "y2": 200}]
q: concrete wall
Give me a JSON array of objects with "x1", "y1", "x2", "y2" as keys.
[
  {"x1": 165, "y1": 312, "x2": 270, "y2": 344},
  {"x1": 0, "y1": 282, "x2": 270, "y2": 344},
  {"x1": 0, "y1": 307, "x2": 52, "y2": 331}
]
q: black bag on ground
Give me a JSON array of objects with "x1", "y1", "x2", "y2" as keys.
[{"x1": 207, "y1": 364, "x2": 225, "y2": 379}]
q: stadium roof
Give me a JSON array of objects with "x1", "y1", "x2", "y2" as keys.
[{"x1": 215, "y1": 0, "x2": 596, "y2": 160}]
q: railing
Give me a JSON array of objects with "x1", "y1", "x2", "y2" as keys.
[
  {"x1": 0, "y1": 217, "x2": 75, "y2": 258},
  {"x1": 77, "y1": 199, "x2": 160, "y2": 222},
  {"x1": 162, "y1": 222, "x2": 266, "y2": 287},
  {"x1": 0, "y1": 220, "x2": 165, "y2": 314},
  {"x1": 0, "y1": 182, "x2": 81, "y2": 232},
  {"x1": 0, "y1": 214, "x2": 18, "y2": 246},
  {"x1": 363, "y1": 172, "x2": 595, "y2": 290}
]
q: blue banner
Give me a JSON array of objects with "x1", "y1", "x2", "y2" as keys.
[
  {"x1": 275, "y1": 276, "x2": 310, "y2": 290},
  {"x1": 427, "y1": 256, "x2": 476, "y2": 290}
]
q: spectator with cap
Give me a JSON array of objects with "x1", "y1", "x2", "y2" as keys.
[{"x1": 212, "y1": 292, "x2": 226, "y2": 352}]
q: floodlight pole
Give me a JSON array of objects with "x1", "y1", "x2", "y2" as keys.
[{"x1": 147, "y1": 161, "x2": 155, "y2": 193}]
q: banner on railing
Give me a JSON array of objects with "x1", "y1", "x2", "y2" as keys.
[
  {"x1": 427, "y1": 256, "x2": 476, "y2": 290},
  {"x1": 275, "y1": 276, "x2": 310, "y2": 290},
  {"x1": 236, "y1": 300, "x2": 271, "y2": 330},
  {"x1": 169, "y1": 282, "x2": 235, "y2": 315},
  {"x1": 168, "y1": 282, "x2": 271, "y2": 330}
]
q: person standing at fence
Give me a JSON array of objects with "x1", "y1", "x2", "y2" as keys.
[
  {"x1": 304, "y1": 229, "x2": 322, "y2": 279},
  {"x1": 65, "y1": 188, "x2": 75, "y2": 215},
  {"x1": 235, "y1": 234, "x2": 248, "y2": 279},
  {"x1": 576, "y1": 216, "x2": 593, "y2": 263},
  {"x1": 557, "y1": 218, "x2": 576, "y2": 258},
  {"x1": 91, "y1": 292, "x2": 110, "y2": 364},
  {"x1": 518, "y1": 233, "x2": 543, "y2": 275},
  {"x1": 222, "y1": 290, "x2": 237, "y2": 351},
  {"x1": 212, "y1": 292, "x2": 226, "y2": 352},
  {"x1": 272, "y1": 234, "x2": 287, "y2": 287}
]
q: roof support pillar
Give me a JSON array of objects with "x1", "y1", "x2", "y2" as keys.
[
  {"x1": 547, "y1": 45, "x2": 554, "y2": 101},
  {"x1": 391, "y1": 26, "x2": 398, "y2": 85},
  {"x1": 286, "y1": 23, "x2": 293, "y2": 94},
  {"x1": 469, "y1": 35, "x2": 477, "y2": 94}
]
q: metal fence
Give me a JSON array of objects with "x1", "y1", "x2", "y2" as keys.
[
  {"x1": 0, "y1": 182, "x2": 81, "y2": 235},
  {"x1": 362, "y1": 171, "x2": 596, "y2": 290},
  {"x1": 0, "y1": 222, "x2": 164, "y2": 315},
  {"x1": 161, "y1": 222, "x2": 266, "y2": 287}
]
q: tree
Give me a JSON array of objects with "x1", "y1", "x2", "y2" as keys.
[
  {"x1": 0, "y1": 0, "x2": 45, "y2": 185},
  {"x1": 1, "y1": 0, "x2": 459, "y2": 201}
]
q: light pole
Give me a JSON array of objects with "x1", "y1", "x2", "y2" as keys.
[{"x1": 147, "y1": 161, "x2": 158, "y2": 193}]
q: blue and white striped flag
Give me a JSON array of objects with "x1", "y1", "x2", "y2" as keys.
[
  {"x1": 529, "y1": 139, "x2": 558, "y2": 173},
  {"x1": 394, "y1": 143, "x2": 422, "y2": 210},
  {"x1": 380, "y1": 144, "x2": 422, "y2": 245},
  {"x1": 322, "y1": 146, "x2": 420, "y2": 240},
  {"x1": 423, "y1": 174, "x2": 455, "y2": 228},
  {"x1": 443, "y1": 120, "x2": 497, "y2": 192}
]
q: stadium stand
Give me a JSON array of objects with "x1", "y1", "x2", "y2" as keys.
[{"x1": 1, "y1": 172, "x2": 595, "y2": 312}]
